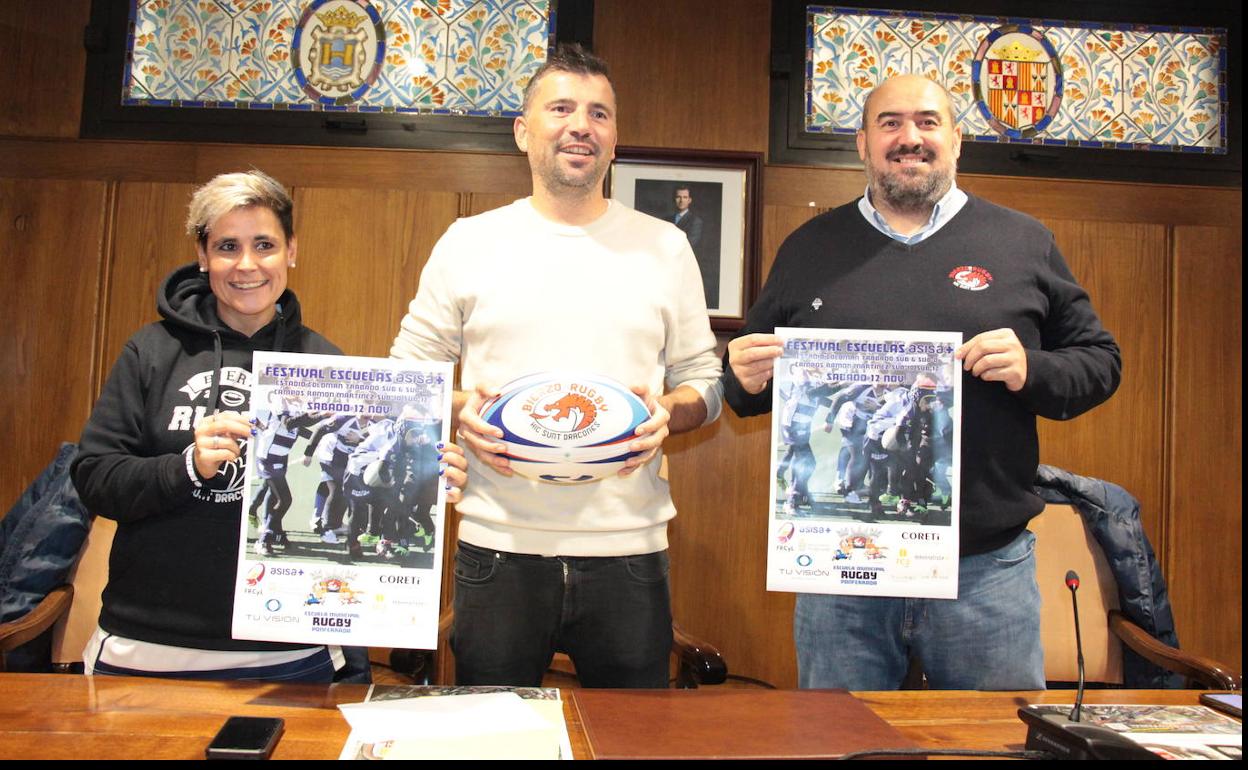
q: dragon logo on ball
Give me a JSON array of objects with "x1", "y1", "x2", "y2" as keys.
[
  {"x1": 532, "y1": 392, "x2": 598, "y2": 434},
  {"x1": 525, "y1": 384, "x2": 611, "y2": 440}
]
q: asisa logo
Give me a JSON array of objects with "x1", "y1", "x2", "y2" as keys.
[{"x1": 949, "y1": 266, "x2": 993, "y2": 291}]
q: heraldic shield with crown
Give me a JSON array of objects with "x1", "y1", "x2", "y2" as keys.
[
  {"x1": 293, "y1": 0, "x2": 386, "y2": 105},
  {"x1": 972, "y1": 25, "x2": 1063, "y2": 140}
]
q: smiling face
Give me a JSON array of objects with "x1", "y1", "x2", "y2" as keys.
[
  {"x1": 514, "y1": 70, "x2": 617, "y2": 203},
  {"x1": 196, "y1": 205, "x2": 295, "y2": 337},
  {"x1": 856, "y1": 75, "x2": 962, "y2": 214}
]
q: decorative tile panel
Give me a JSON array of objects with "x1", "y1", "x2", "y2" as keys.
[
  {"x1": 807, "y1": 6, "x2": 1227, "y2": 153},
  {"x1": 124, "y1": 0, "x2": 554, "y2": 116}
]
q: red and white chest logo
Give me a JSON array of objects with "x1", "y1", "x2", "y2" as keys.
[{"x1": 949, "y1": 265, "x2": 993, "y2": 291}]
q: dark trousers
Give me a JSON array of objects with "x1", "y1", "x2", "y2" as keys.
[
  {"x1": 345, "y1": 474, "x2": 384, "y2": 539},
  {"x1": 451, "y1": 541, "x2": 672, "y2": 688},
  {"x1": 398, "y1": 480, "x2": 437, "y2": 540},
  {"x1": 779, "y1": 438, "x2": 816, "y2": 497},
  {"x1": 257, "y1": 459, "x2": 291, "y2": 544},
  {"x1": 317, "y1": 462, "x2": 348, "y2": 531}
]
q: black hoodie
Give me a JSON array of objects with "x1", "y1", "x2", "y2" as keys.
[{"x1": 72, "y1": 264, "x2": 339, "y2": 650}]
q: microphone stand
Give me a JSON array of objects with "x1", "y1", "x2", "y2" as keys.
[
  {"x1": 1017, "y1": 570, "x2": 1159, "y2": 760},
  {"x1": 1067, "y1": 570, "x2": 1084, "y2": 722}
]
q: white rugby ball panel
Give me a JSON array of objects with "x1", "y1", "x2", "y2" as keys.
[
  {"x1": 481, "y1": 372, "x2": 649, "y2": 448},
  {"x1": 502, "y1": 442, "x2": 637, "y2": 464},
  {"x1": 508, "y1": 457, "x2": 632, "y2": 484},
  {"x1": 479, "y1": 372, "x2": 650, "y2": 485}
]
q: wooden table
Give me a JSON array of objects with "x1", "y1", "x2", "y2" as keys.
[
  {"x1": 858, "y1": 689, "x2": 1212, "y2": 755},
  {"x1": 0, "y1": 674, "x2": 1214, "y2": 759}
]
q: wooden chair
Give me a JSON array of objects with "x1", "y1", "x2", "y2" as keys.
[
  {"x1": 1032, "y1": 504, "x2": 1239, "y2": 690},
  {"x1": 0, "y1": 586, "x2": 75, "y2": 672},
  {"x1": 50, "y1": 516, "x2": 116, "y2": 669},
  {"x1": 1, "y1": 510, "x2": 115, "y2": 673},
  {"x1": 0, "y1": 515, "x2": 114, "y2": 672}
]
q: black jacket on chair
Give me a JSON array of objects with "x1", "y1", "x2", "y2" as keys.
[
  {"x1": 0, "y1": 443, "x2": 90, "y2": 670},
  {"x1": 1034, "y1": 465, "x2": 1183, "y2": 689}
]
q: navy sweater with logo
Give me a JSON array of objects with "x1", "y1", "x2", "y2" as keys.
[
  {"x1": 72, "y1": 264, "x2": 339, "y2": 650},
  {"x1": 723, "y1": 195, "x2": 1121, "y2": 555}
]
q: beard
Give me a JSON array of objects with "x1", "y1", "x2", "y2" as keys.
[
  {"x1": 533, "y1": 144, "x2": 610, "y2": 195},
  {"x1": 865, "y1": 145, "x2": 955, "y2": 213},
  {"x1": 539, "y1": 163, "x2": 605, "y2": 192}
]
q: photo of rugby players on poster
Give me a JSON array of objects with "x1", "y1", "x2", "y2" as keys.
[
  {"x1": 232, "y1": 352, "x2": 453, "y2": 649},
  {"x1": 767, "y1": 328, "x2": 962, "y2": 599},
  {"x1": 248, "y1": 396, "x2": 442, "y2": 566}
]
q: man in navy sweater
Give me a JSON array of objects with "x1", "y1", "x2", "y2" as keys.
[{"x1": 724, "y1": 75, "x2": 1121, "y2": 690}]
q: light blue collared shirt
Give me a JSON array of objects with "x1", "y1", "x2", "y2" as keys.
[{"x1": 857, "y1": 184, "x2": 968, "y2": 245}]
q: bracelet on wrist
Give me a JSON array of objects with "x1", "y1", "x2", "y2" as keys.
[{"x1": 184, "y1": 445, "x2": 204, "y2": 488}]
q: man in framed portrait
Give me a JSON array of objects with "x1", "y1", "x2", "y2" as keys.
[{"x1": 672, "y1": 185, "x2": 704, "y2": 250}]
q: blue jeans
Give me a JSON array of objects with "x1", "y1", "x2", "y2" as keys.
[
  {"x1": 794, "y1": 529, "x2": 1044, "y2": 690},
  {"x1": 452, "y1": 541, "x2": 672, "y2": 688}
]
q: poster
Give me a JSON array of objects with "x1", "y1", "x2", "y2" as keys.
[
  {"x1": 766, "y1": 328, "x2": 962, "y2": 599},
  {"x1": 1025, "y1": 705, "x2": 1241, "y2": 760},
  {"x1": 337, "y1": 685, "x2": 573, "y2": 761},
  {"x1": 232, "y1": 352, "x2": 453, "y2": 649}
]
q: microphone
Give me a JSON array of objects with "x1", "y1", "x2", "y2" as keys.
[
  {"x1": 1017, "y1": 568, "x2": 1158, "y2": 759},
  {"x1": 1066, "y1": 570, "x2": 1084, "y2": 722}
]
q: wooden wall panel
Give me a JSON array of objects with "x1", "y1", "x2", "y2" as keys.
[
  {"x1": 765, "y1": 167, "x2": 866, "y2": 211},
  {"x1": 961, "y1": 177, "x2": 1241, "y2": 228},
  {"x1": 764, "y1": 166, "x2": 1241, "y2": 228},
  {"x1": 760, "y1": 205, "x2": 830, "y2": 286},
  {"x1": 1169, "y1": 225, "x2": 1242, "y2": 672},
  {"x1": 290, "y1": 188, "x2": 460, "y2": 357},
  {"x1": 100, "y1": 183, "x2": 198, "y2": 392},
  {"x1": 0, "y1": 1, "x2": 90, "y2": 138},
  {"x1": 1037, "y1": 221, "x2": 1170, "y2": 545},
  {"x1": 0, "y1": 139, "x2": 199, "y2": 183},
  {"x1": 0, "y1": 178, "x2": 107, "y2": 508},
  {"x1": 594, "y1": 0, "x2": 770, "y2": 153},
  {"x1": 667, "y1": 411, "x2": 797, "y2": 687},
  {"x1": 0, "y1": 139, "x2": 532, "y2": 197},
  {"x1": 665, "y1": 204, "x2": 824, "y2": 689},
  {"x1": 465, "y1": 193, "x2": 520, "y2": 217},
  {"x1": 195, "y1": 146, "x2": 531, "y2": 197}
]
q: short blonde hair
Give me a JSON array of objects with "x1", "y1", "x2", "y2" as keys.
[{"x1": 185, "y1": 170, "x2": 294, "y2": 245}]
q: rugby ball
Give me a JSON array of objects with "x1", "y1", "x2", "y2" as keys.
[{"x1": 479, "y1": 372, "x2": 651, "y2": 484}]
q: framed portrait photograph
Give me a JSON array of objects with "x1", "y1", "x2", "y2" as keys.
[{"x1": 608, "y1": 147, "x2": 762, "y2": 332}]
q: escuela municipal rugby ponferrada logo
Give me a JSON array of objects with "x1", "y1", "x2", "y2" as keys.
[{"x1": 949, "y1": 265, "x2": 994, "y2": 291}]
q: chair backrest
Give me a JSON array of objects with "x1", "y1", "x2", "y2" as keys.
[
  {"x1": 1031, "y1": 503, "x2": 1123, "y2": 684},
  {"x1": 51, "y1": 516, "x2": 116, "y2": 665}
]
